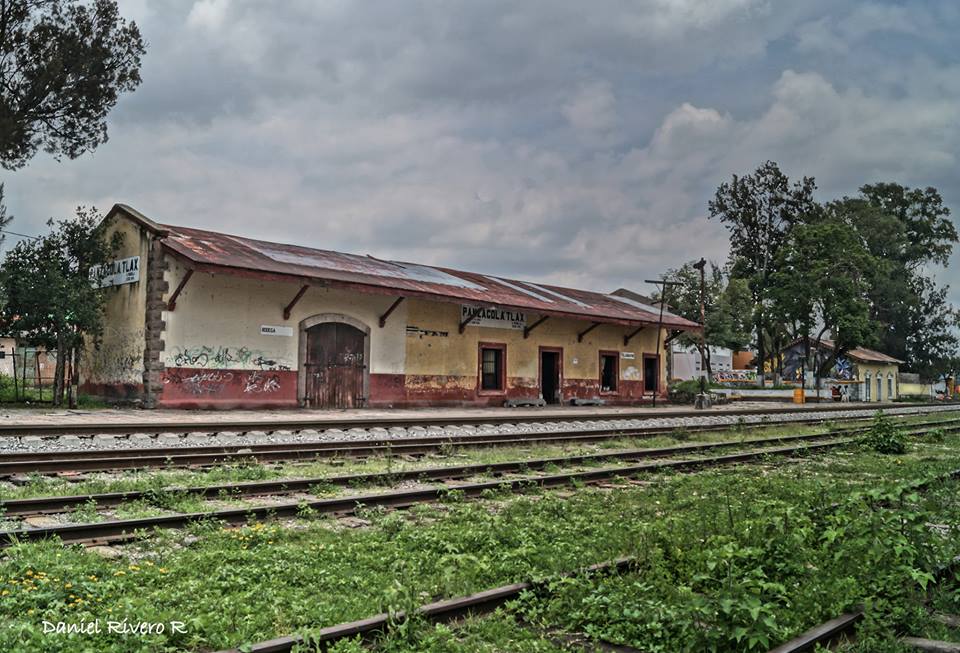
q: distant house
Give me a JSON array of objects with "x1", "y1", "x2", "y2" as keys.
[
  {"x1": 781, "y1": 338, "x2": 903, "y2": 402},
  {"x1": 732, "y1": 350, "x2": 755, "y2": 370},
  {"x1": 898, "y1": 372, "x2": 933, "y2": 398},
  {"x1": 670, "y1": 344, "x2": 734, "y2": 381}
]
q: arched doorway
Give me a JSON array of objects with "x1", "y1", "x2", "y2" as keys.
[{"x1": 299, "y1": 314, "x2": 370, "y2": 408}]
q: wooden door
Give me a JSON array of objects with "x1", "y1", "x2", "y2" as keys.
[{"x1": 304, "y1": 322, "x2": 366, "y2": 408}]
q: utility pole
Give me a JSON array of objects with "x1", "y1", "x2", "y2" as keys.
[
  {"x1": 645, "y1": 278, "x2": 679, "y2": 408},
  {"x1": 692, "y1": 258, "x2": 711, "y2": 409}
]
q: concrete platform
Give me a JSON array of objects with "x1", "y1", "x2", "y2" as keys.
[{"x1": 0, "y1": 400, "x2": 915, "y2": 427}]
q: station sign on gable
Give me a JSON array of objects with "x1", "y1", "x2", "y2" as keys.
[
  {"x1": 89, "y1": 256, "x2": 140, "y2": 288},
  {"x1": 460, "y1": 305, "x2": 526, "y2": 330}
]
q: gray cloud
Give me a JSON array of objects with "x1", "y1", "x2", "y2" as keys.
[{"x1": 3, "y1": 0, "x2": 960, "y2": 307}]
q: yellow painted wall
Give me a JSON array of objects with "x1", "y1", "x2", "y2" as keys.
[
  {"x1": 900, "y1": 382, "x2": 931, "y2": 397},
  {"x1": 82, "y1": 214, "x2": 150, "y2": 387},
  {"x1": 403, "y1": 299, "x2": 667, "y2": 386},
  {"x1": 162, "y1": 259, "x2": 408, "y2": 374},
  {"x1": 857, "y1": 362, "x2": 899, "y2": 402}
]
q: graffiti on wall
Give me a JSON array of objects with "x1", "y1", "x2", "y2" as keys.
[
  {"x1": 405, "y1": 326, "x2": 449, "y2": 338},
  {"x1": 163, "y1": 369, "x2": 286, "y2": 396},
  {"x1": 163, "y1": 370, "x2": 235, "y2": 395},
  {"x1": 833, "y1": 357, "x2": 853, "y2": 380},
  {"x1": 242, "y1": 371, "x2": 282, "y2": 394},
  {"x1": 168, "y1": 345, "x2": 291, "y2": 371},
  {"x1": 714, "y1": 369, "x2": 758, "y2": 384}
]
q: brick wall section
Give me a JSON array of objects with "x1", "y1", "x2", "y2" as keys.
[{"x1": 142, "y1": 238, "x2": 168, "y2": 407}]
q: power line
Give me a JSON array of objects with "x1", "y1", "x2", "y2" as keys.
[{"x1": 0, "y1": 228, "x2": 41, "y2": 241}]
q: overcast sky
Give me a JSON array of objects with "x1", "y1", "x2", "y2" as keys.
[{"x1": 4, "y1": 0, "x2": 959, "y2": 300}]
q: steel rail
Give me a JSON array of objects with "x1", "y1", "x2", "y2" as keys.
[
  {"x1": 0, "y1": 429, "x2": 881, "y2": 517},
  {"x1": 215, "y1": 557, "x2": 638, "y2": 653},
  {"x1": 0, "y1": 402, "x2": 952, "y2": 438},
  {"x1": 3, "y1": 410, "x2": 878, "y2": 461},
  {"x1": 768, "y1": 563, "x2": 960, "y2": 653},
  {"x1": 0, "y1": 438, "x2": 854, "y2": 547},
  {"x1": 220, "y1": 472, "x2": 960, "y2": 653},
  {"x1": 766, "y1": 522, "x2": 960, "y2": 652},
  {"x1": 4, "y1": 413, "x2": 958, "y2": 477},
  {"x1": 0, "y1": 414, "x2": 838, "y2": 462}
]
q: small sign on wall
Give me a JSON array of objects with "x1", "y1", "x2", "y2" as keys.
[
  {"x1": 89, "y1": 256, "x2": 140, "y2": 287},
  {"x1": 460, "y1": 305, "x2": 526, "y2": 330},
  {"x1": 260, "y1": 325, "x2": 294, "y2": 337},
  {"x1": 621, "y1": 351, "x2": 636, "y2": 360}
]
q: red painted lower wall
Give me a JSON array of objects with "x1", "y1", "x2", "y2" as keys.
[
  {"x1": 367, "y1": 373, "x2": 658, "y2": 407},
  {"x1": 96, "y1": 368, "x2": 661, "y2": 409},
  {"x1": 157, "y1": 367, "x2": 299, "y2": 409}
]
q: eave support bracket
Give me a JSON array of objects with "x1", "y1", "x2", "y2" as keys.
[
  {"x1": 523, "y1": 316, "x2": 549, "y2": 339},
  {"x1": 459, "y1": 306, "x2": 485, "y2": 334},
  {"x1": 167, "y1": 269, "x2": 194, "y2": 311},
  {"x1": 623, "y1": 326, "x2": 645, "y2": 347},
  {"x1": 577, "y1": 322, "x2": 600, "y2": 343},
  {"x1": 664, "y1": 329, "x2": 684, "y2": 346},
  {"x1": 283, "y1": 285, "x2": 309, "y2": 320},
  {"x1": 379, "y1": 297, "x2": 405, "y2": 328}
]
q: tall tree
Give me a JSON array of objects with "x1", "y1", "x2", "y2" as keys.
[
  {"x1": 0, "y1": 0, "x2": 145, "y2": 169},
  {"x1": 0, "y1": 208, "x2": 120, "y2": 406},
  {"x1": 0, "y1": 183, "x2": 10, "y2": 245},
  {"x1": 833, "y1": 183, "x2": 959, "y2": 378},
  {"x1": 708, "y1": 161, "x2": 817, "y2": 385},
  {"x1": 771, "y1": 207, "x2": 875, "y2": 392},
  {"x1": 660, "y1": 260, "x2": 752, "y2": 378}
]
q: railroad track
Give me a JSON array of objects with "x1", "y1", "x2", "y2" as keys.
[
  {"x1": 0, "y1": 429, "x2": 881, "y2": 517},
  {"x1": 0, "y1": 437, "x2": 860, "y2": 547},
  {"x1": 215, "y1": 557, "x2": 640, "y2": 653},
  {"x1": 213, "y1": 466, "x2": 960, "y2": 653},
  {"x1": 216, "y1": 554, "x2": 960, "y2": 653},
  {"x1": 8, "y1": 418, "x2": 959, "y2": 547},
  {"x1": 769, "y1": 560, "x2": 960, "y2": 653},
  {"x1": 3, "y1": 412, "x2": 958, "y2": 477},
  {"x1": 0, "y1": 402, "x2": 941, "y2": 438}
]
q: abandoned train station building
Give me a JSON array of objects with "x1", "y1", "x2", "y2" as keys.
[{"x1": 83, "y1": 204, "x2": 700, "y2": 409}]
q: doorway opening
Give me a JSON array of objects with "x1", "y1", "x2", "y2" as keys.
[
  {"x1": 539, "y1": 348, "x2": 562, "y2": 404},
  {"x1": 643, "y1": 354, "x2": 659, "y2": 395},
  {"x1": 599, "y1": 351, "x2": 618, "y2": 393},
  {"x1": 301, "y1": 318, "x2": 368, "y2": 408}
]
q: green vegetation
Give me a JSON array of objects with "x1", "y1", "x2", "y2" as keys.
[
  {"x1": 0, "y1": 373, "x2": 107, "y2": 407},
  {"x1": 517, "y1": 475, "x2": 957, "y2": 651},
  {"x1": 860, "y1": 411, "x2": 907, "y2": 454},
  {"x1": 699, "y1": 161, "x2": 959, "y2": 382},
  {"x1": 1, "y1": 429, "x2": 960, "y2": 652}
]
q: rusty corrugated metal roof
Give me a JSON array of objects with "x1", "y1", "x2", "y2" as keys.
[
  {"x1": 816, "y1": 338, "x2": 904, "y2": 365},
  {"x1": 789, "y1": 337, "x2": 904, "y2": 365},
  {"x1": 114, "y1": 205, "x2": 699, "y2": 330}
]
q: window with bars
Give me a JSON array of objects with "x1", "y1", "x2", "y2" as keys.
[{"x1": 479, "y1": 345, "x2": 505, "y2": 391}]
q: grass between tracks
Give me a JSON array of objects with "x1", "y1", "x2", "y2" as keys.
[
  {"x1": 2, "y1": 410, "x2": 958, "y2": 509},
  {"x1": 0, "y1": 419, "x2": 959, "y2": 651}
]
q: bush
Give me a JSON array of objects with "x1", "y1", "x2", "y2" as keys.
[{"x1": 860, "y1": 412, "x2": 907, "y2": 454}]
